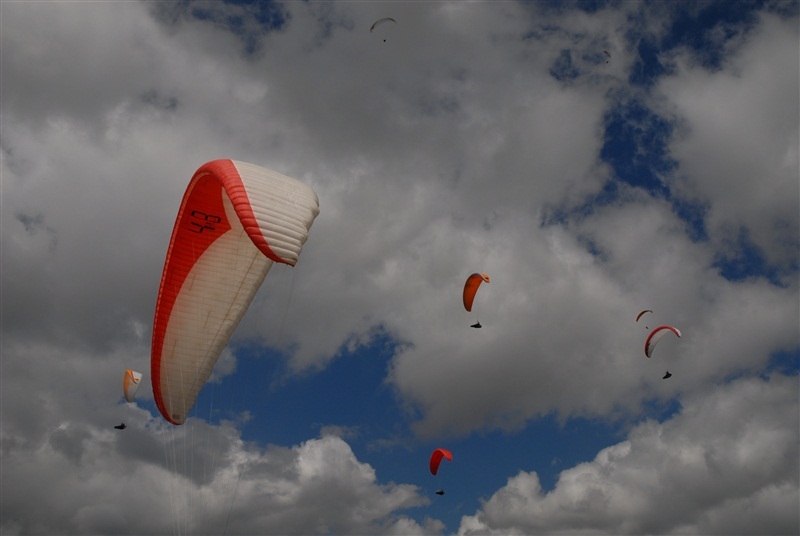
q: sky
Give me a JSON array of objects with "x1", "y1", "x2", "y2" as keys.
[{"x1": 1, "y1": 1, "x2": 798, "y2": 535}]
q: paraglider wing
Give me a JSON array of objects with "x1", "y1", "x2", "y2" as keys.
[
  {"x1": 463, "y1": 273, "x2": 490, "y2": 312},
  {"x1": 123, "y1": 370, "x2": 143, "y2": 403},
  {"x1": 151, "y1": 160, "x2": 319, "y2": 425},
  {"x1": 636, "y1": 309, "x2": 653, "y2": 322},
  {"x1": 644, "y1": 325, "x2": 681, "y2": 358},
  {"x1": 370, "y1": 17, "x2": 397, "y2": 32},
  {"x1": 430, "y1": 448, "x2": 453, "y2": 476}
]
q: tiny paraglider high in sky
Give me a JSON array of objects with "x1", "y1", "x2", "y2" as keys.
[
  {"x1": 370, "y1": 17, "x2": 396, "y2": 32},
  {"x1": 150, "y1": 159, "x2": 319, "y2": 425},
  {"x1": 636, "y1": 309, "x2": 653, "y2": 329},
  {"x1": 370, "y1": 17, "x2": 397, "y2": 42},
  {"x1": 123, "y1": 369, "x2": 142, "y2": 403}
]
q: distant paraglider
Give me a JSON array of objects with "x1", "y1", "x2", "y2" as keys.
[
  {"x1": 429, "y1": 448, "x2": 452, "y2": 475},
  {"x1": 118, "y1": 370, "x2": 141, "y2": 431},
  {"x1": 639, "y1": 316, "x2": 681, "y2": 378},
  {"x1": 464, "y1": 273, "x2": 490, "y2": 328},
  {"x1": 636, "y1": 309, "x2": 653, "y2": 328},
  {"x1": 123, "y1": 369, "x2": 142, "y2": 403},
  {"x1": 603, "y1": 50, "x2": 611, "y2": 64},
  {"x1": 644, "y1": 325, "x2": 681, "y2": 358},
  {"x1": 370, "y1": 17, "x2": 397, "y2": 42},
  {"x1": 370, "y1": 17, "x2": 396, "y2": 32},
  {"x1": 430, "y1": 448, "x2": 452, "y2": 495},
  {"x1": 151, "y1": 160, "x2": 319, "y2": 425}
]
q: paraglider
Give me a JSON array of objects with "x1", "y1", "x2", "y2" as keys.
[
  {"x1": 464, "y1": 273, "x2": 489, "y2": 327},
  {"x1": 429, "y1": 448, "x2": 452, "y2": 475},
  {"x1": 644, "y1": 325, "x2": 681, "y2": 358},
  {"x1": 430, "y1": 448, "x2": 452, "y2": 495},
  {"x1": 370, "y1": 17, "x2": 396, "y2": 32},
  {"x1": 636, "y1": 309, "x2": 653, "y2": 328},
  {"x1": 123, "y1": 369, "x2": 142, "y2": 403},
  {"x1": 370, "y1": 17, "x2": 396, "y2": 42},
  {"x1": 463, "y1": 273, "x2": 489, "y2": 312},
  {"x1": 603, "y1": 50, "x2": 611, "y2": 64},
  {"x1": 118, "y1": 371, "x2": 141, "y2": 431},
  {"x1": 151, "y1": 159, "x2": 319, "y2": 425}
]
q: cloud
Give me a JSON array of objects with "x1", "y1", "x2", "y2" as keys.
[
  {"x1": 653, "y1": 11, "x2": 799, "y2": 274},
  {"x1": 221, "y1": 434, "x2": 439, "y2": 535},
  {"x1": 458, "y1": 373, "x2": 799, "y2": 535},
  {"x1": 1, "y1": 362, "x2": 438, "y2": 535}
]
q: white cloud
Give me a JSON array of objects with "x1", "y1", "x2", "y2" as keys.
[
  {"x1": 458, "y1": 374, "x2": 799, "y2": 535},
  {"x1": 654, "y1": 11, "x2": 799, "y2": 272},
  {"x1": 0, "y1": 344, "x2": 438, "y2": 535}
]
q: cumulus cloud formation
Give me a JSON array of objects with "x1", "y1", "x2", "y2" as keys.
[
  {"x1": 458, "y1": 374, "x2": 799, "y2": 535},
  {"x1": 655, "y1": 11, "x2": 799, "y2": 274},
  {"x1": 1, "y1": 1, "x2": 797, "y2": 534},
  {"x1": 3, "y1": 398, "x2": 437, "y2": 536}
]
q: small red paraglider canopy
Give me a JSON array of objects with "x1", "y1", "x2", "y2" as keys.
[{"x1": 430, "y1": 448, "x2": 453, "y2": 475}]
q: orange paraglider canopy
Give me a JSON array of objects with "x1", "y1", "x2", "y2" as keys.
[{"x1": 463, "y1": 273, "x2": 490, "y2": 312}]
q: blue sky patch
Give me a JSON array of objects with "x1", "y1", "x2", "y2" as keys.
[
  {"x1": 550, "y1": 49, "x2": 581, "y2": 82},
  {"x1": 712, "y1": 226, "x2": 787, "y2": 284},
  {"x1": 762, "y1": 349, "x2": 800, "y2": 378}
]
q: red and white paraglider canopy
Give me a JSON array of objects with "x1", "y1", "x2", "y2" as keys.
[
  {"x1": 151, "y1": 160, "x2": 319, "y2": 424},
  {"x1": 644, "y1": 325, "x2": 681, "y2": 358}
]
